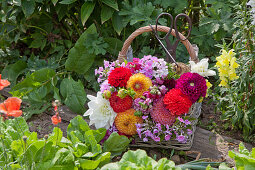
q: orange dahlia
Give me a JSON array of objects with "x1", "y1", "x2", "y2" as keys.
[
  {"x1": 114, "y1": 109, "x2": 143, "y2": 135},
  {"x1": 126, "y1": 73, "x2": 152, "y2": 99}
]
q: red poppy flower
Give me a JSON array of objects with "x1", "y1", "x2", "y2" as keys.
[
  {"x1": 0, "y1": 97, "x2": 22, "y2": 117},
  {"x1": 51, "y1": 115, "x2": 61, "y2": 125},
  {"x1": 0, "y1": 74, "x2": 10, "y2": 90}
]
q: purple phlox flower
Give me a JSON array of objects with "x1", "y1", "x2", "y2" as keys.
[
  {"x1": 143, "y1": 91, "x2": 151, "y2": 98},
  {"x1": 111, "y1": 62, "x2": 116, "y2": 67},
  {"x1": 100, "y1": 129, "x2": 112, "y2": 144},
  {"x1": 142, "y1": 115, "x2": 148, "y2": 120},
  {"x1": 143, "y1": 137, "x2": 148, "y2": 142},
  {"x1": 97, "y1": 77, "x2": 102, "y2": 83},
  {"x1": 164, "y1": 130, "x2": 172, "y2": 135},
  {"x1": 143, "y1": 129, "x2": 153, "y2": 137},
  {"x1": 165, "y1": 134, "x2": 171, "y2": 141},
  {"x1": 187, "y1": 129, "x2": 193, "y2": 135},
  {"x1": 104, "y1": 60, "x2": 110, "y2": 68},
  {"x1": 156, "y1": 123, "x2": 162, "y2": 131},
  {"x1": 156, "y1": 77, "x2": 164, "y2": 84},
  {"x1": 100, "y1": 80, "x2": 110, "y2": 92},
  {"x1": 95, "y1": 69, "x2": 98, "y2": 75},
  {"x1": 176, "y1": 135, "x2": 187, "y2": 143},
  {"x1": 184, "y1": 119, "x2": 191, "y2": 125},
  {"x1": 153, "y1": 129, "x2": 159, "y2": 134},
  {"x1": 98, "y1": 67, "x2": 104, "y2": 72},
  {"x1": 137, "y1": 128, "x2": 142, "y2": 138},
  {"x1": 178, "y1": 117, "x2": 184, "y2": 123},
  {"x1": 165, "y1": 124, "x2": 170, "y2": 130},
  {"x1": 144, "y1": 98, "x2": 152, "y2": 105},
  {"x1": 152, "y1": 135, "x2": 161, "y2": 142},
  {"x1": 159, "y1": 85, "x2": 167, "y2": 94},
  {"x1": 135, "y1": 123, "x2": 142, "y2": 129}
]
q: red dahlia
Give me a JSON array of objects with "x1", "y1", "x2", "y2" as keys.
[
  {"x1": 163, "y1": 89, "x2": 192, "y2": 116},
  {"x1": 109, "y1": 92, "x2": 133, "y2": 113},
  {"x1": 151, "y1": 97, "x2": 176, "y2": 125},
  {"x1": 108, "y1": 67, "x2": 132, "y2": 87}
]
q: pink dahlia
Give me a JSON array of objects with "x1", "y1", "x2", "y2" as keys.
[
  {"x1": 150, "y1": 97, "x2": 176, "y2": 125},
  {"x1": 175, "y1": 72, "x2": 207, "y2": 103}
]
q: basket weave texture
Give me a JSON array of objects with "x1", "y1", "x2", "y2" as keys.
[{"x1": 118, "y1": 25, "x2": 201, "y2": 150}]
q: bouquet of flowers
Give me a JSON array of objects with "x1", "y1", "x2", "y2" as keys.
[{"x1": 84, "y1": 55, "x2": 215, "y2": 144}]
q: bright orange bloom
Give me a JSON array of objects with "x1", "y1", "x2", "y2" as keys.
[
  {"x1": 51, "y1": 114, "x2": 61, "y2": 125},
  {"x1": 0, "y1": 74, "x2": 10, "y2": 90},
  {"x1": 0, "y1": 97, "x2": 22, "y2": 117}
]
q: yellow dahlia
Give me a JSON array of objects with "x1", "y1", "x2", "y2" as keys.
[
  {"x1": 126, "y1": 73, "x2": 152, "y2": 98},
  {"x1": 114, "y1": 109, "x2": 143, "y2": 135}
]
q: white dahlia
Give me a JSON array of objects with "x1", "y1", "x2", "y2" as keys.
[{"x1": 84, "y1": 92, "x2": 117, "y2": 129}]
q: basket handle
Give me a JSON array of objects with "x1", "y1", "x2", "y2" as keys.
[{"x1": 118, "y1": 25, "x2": 198, "y2": 63}]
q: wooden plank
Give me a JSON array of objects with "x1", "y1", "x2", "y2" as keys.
[{"x1": 190, "y1": 127, "x2": 253, "y2": 165}]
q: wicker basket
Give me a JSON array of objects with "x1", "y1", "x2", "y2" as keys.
[{"x1": 118, "y1": 25, "x2": 201, "y2": 150}]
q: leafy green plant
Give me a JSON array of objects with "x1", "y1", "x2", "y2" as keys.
[
  {"x1": 228, "y1": 143, "x2": 255, "y2": 169},
  {"x1": 213, "y1": 1, "x2": 255, "y2": 138},
  {"x1": 0, "y1": 116, "x2": 130, "y2": 169}
]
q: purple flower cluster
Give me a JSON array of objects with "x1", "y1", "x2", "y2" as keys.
[
  {"x1": 95, "y1": 60, "x2": 126, "y2": 84},
  {"x1": 136, "y1": 116, "x2": 192, "y2": 143},
  {"x1": 176, "y1": 72, "x2": 207, "y2": 103},
  {"x1": 138, "y1": 55, "x2": 168, "y2": 80}
]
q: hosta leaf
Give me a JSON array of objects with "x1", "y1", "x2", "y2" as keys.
[
  {"x1": 65, "y1": 24, "x2": 97, "y2": 74},
  {"x1": 60, "y1": 78, "x2": 87, "y2": 114},
  {"x1": 81, "y1": 1, "x2": 96, "y2": 25}
]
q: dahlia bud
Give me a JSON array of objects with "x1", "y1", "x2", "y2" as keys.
[
  {"x1": 157, "y1": 91, "x2": 161, "y2": 96},
  {"x1": 44, "y1": 134, "x2": 48, "y2": 140},
  {"x1": 117, "y1": 89, "x2": 127, "y2": 99},
  {"x1": 103, "y1": 90, "x2": 112, "y2": 99}
]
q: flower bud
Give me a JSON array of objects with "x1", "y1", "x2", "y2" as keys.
[
  {"x1": 117, "y1": 89, "x2": 127, "y2": 99},
  {"x1": 103, "y1": 90, "x2": 112, "y2": 99}
]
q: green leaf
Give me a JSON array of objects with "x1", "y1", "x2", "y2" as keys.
[
  {"x1": 103, "y1": 132, "x2": 130, "y2": 156},
  {"x1": 101, "y1": 0, "x2": 118, "y2": 11},
  {"x1": 101, "y1": 5, "x2": 114, "y2": 24},
  {"x1": 81, "y1": 2, "x2": 96, "y2": 25},
  {"x1": 65, "y1": 24, "x2": 97, "y2": 74},
  {"x1": 5, "y1": 117, "x2": 29, "y2": 135},
  {"x1": 51, "y1": 0, "x2": 58, "y2": 5},
  {"x1": 104, "y1": 37, "x2": 123, "y2": 56},
  {"x1": 67, "y1": 116, "x2": 90, "y2": 138},
  {"x1": 59, "y1": 0, "x2": 76, "y2": 5},
  {"x1": 91, "y1": 128, "x2": 107, "y2": 143},
  {"x1": 21, "y1": 0, "x2": 36, "y2": 17},
  {"x1": 79, "y1": 152, "x2": 111, "y2": 169},
  {"x1": 48, "y1": 127, "x2": 63, "y2": 146},
  {"x1": 73, "y1": 143, "x2": 89, "y2": 157},
  {"x1": 1, "y1": 60, "x2": 27, "y2": 86},
  {"x1": 112, "y1": 12, "x2": 124, "y2": 35},
  {"x1": 51, "y1": 148, "x2": 75, "y2": 166},
  {"x1": 10, "y1": 68, "x2": 56, "y2": 98},
  {"x1": 60, "y1": 78, "x2": 87, "y2": 114},
  {"x1": 84, "y1": 130, "x2": 102, "y2": 156}
]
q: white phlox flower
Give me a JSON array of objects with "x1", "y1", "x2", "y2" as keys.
[
  {"x1": 189, "y1": 58, "x2": 216, "y2": 77},
  {"x1": 84, "y1": 92, "x2": 117, "y2": 129}
]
